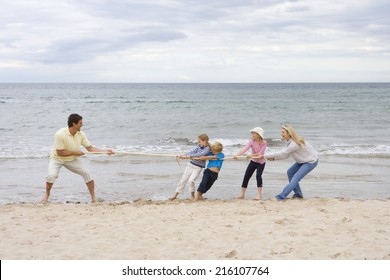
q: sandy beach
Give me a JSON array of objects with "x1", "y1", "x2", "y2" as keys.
[{"x1": 1, "y1": 198, "x2": 389, "y2": 260}]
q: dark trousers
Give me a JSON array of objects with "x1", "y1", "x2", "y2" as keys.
[
  {"x1": 197, "y1": 169, "x2": 219, "y2": 194},
  {"x1": 241, "y1": 161, "x2": 266, "y2": 188}
]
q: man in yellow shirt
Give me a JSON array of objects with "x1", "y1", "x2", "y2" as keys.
[{"x1": 42, "y1": 114, "x2": 114, "y2": 203}]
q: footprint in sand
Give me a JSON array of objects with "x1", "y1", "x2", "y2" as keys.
[
  {"x1": 275, "y1": 218, "x2": 292, "y2": 225},
  {"x1": 341, "y1": 217, "x2": 352, "y2": 223},
  {"x1": 287, "y1": 231, "x2": 297, "y2": 237},
  {"x1": 224, "y1": 250, "x2": 237, "y2": 258},
  {"x1": 331, "y1": 252, "x2": 341, "y2": 259}
]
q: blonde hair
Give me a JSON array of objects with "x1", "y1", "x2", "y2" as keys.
[
  {"x1": 211, "y1": 142, "x2": 223, "y2": 153},
  {"x1": 198, "y1": 134, "x2": 210, "y2": 147},
  {"x1": 282, "y1": 125, "x2": 305, "y2": 146},
  {"x1": 252, "y1": 132, "x2": 263, "y2": 143}
]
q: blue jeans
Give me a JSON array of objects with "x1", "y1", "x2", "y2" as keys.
[{"x1": 276, "y1": 160, "x2": 318, "y2": 200}]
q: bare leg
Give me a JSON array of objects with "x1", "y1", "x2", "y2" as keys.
[
  {"x1": 190, "y1": 191, "x2": 196, "y2": 200},
  {"x1": 236, "y1": 187, "x2": 246, "y2": 199},
  {"x1": 169, "y1": 192, "x2": 179, "y2": 201},
  {"x1": 86, "y1": 180, "x2": 97, "y2": 203},
  {"x1": 41, "y1": 182, "x2": 53, "y2": 204},
  {"x1": 194, "y1": 191, "x2": 204, "y2": 201},
  {"x1": 255, "y1": 186, "x2": 263, "y2": 200}
]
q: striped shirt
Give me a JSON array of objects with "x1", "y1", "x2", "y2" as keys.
[{"x1": 186, "y1": 145, "x2": 211, "y2": 168}]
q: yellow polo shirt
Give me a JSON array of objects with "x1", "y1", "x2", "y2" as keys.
[{"x1": 50, "y1": 127, "x2": 91, "y2": 161}]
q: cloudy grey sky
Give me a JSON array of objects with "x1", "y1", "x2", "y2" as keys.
[{"x1": 1, "y1": 0, "x2": 389, "y2": 82}]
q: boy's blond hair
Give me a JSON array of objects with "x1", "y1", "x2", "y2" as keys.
[
  {"x1": 211, "y1": 142, "x2": 223, "y2": 153},
  {"x1": 282, "y1": 125, "x2": 305, "y2": 146}
]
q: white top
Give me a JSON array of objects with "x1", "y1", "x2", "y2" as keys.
[{"x1": 266, "y1": 139, "x2": 318, "y2": 164}]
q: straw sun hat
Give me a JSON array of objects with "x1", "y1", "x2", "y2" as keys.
[{"x1": 250, "y1": 127, "x2": 264, "y2": 139}]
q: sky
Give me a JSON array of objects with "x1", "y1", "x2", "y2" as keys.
[{"x1": 1, "y1": 0, "x2": 389, "y2": 83}]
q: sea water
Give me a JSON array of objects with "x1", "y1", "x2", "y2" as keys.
[{"x1": 0, "y1": 83, "x2": 389, "y2": 203}]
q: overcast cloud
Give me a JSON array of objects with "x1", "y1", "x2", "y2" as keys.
[{"x1": 1, "y1": 0, "x2": 389, "y2": 82}]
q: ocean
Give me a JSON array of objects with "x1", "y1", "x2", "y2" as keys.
[{"x1": 0, "y1": 83, "x2": 389, "y2": 204}]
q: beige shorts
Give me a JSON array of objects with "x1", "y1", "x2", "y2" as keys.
[{"x1": 46, "y1": 158, "x2": 93, "y2": 184}]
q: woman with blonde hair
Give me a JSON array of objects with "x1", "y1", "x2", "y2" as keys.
[{"x1": 257, "y1": 125, "x2": 318, "y2": 200}]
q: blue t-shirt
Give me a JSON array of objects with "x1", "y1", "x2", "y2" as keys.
[{"x1": 207, "y1": 152, "x2": 224, "y2": 170}]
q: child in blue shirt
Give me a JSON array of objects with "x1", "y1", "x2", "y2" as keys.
[{"x1": 194, "y1": 142, "x2": 224, "y2": 201}]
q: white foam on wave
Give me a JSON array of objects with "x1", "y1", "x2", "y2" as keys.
[
  {"x1": 210, "y1": 138, "x2": 248, "y2": 147},
  {"x1": 2, "y1": 142, "x2": 390, "y2": 159},
  {"x1": 318, "y1": 144, "x2": 390, "y2": 157}
]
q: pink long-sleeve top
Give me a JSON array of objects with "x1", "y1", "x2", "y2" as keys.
[{"x1": 242, "y1": 139, "x2": 267, "y2": 164}]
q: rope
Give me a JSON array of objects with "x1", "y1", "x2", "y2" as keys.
[
  {"x1": 87, "y1": 151, "x2": 251, "y2": 161},
  {"x1": 87, "y1": 151, "x2": 177, "y2": 157}
]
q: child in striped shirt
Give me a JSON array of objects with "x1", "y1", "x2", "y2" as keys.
[{"x1": 170, "y1": 134, "x2": 211, "y2": 200}]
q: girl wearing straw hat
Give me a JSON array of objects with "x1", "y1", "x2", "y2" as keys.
[{"x1": 233, "y1": 127, "x2": 267, "y2": 200}]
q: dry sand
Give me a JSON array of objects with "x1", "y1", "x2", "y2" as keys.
[{"x1": 1, "y1": 198, "x2": 389, "y2": 260}]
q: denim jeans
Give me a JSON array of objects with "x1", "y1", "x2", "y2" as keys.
[{"x1": 276, "y1": 160, "x2": 318, "y2": 200}]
